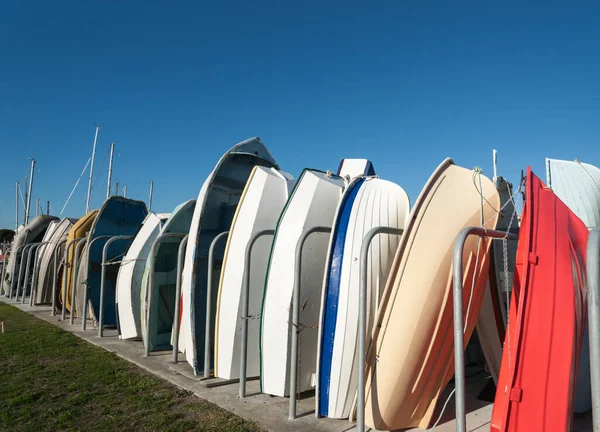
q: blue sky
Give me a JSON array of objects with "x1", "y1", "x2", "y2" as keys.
[{"x1": 1, "y1": 1, "x2": 598, "y2": 229}]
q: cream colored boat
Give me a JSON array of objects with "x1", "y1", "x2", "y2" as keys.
[{"x1": 361, "y1": 159, "x2": 500, "y2": 430}]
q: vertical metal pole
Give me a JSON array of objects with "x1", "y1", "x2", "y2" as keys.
[
  {"x1": 172, "y1": 235, "x2": 188, "y2": 363},
  {"x1": 70, "y1": 237, "x2": 88, "y2": 324},
  {"x1": 289, "y1": 226, "x2": 331, "y2": 420},
  {"x1": 148, "y1": 181, "x2": 154, "y2": 212},
  {"x1": 239, "y1": 229, "x2": 274, "y2": 398},
  {"x1": 123, "y1": 185, "x2": 127, "y2": 198},
  {"x1": 16, "y1": 244, "x2": 34, "y2": 302},
  {"x1": 106, "y1": 143, "x2": 115, "y2": 199},
  {"x1": 51, "y1": 240, "x2": 66, "y2": 316},
  {"x1": 587, "y1": 229, "x2": 600, "y2": 431},
  {"x1": 202, "y1": 231, "x2": 230, "y2": 374},
  {"x1": 145, "y1": 233, "x2": 187, "y2": 356},
  {"x1": 86, "y1": 125, "x2": 100, "y2": 213},
  {"x1": 47, "y1": 200, "x2": 50, "y2": 215},
  {"x1": 493, "y1": 149, "x2": 498, "y2": 180},
  {"x1": 80, "y1": 236, "x2": 114, "y2": 330},
  {"x1": 25, "y1": 159, "x2": 35, "y2": 224},
  {"x1": 15, "y1": 181, "x2": 19, "y2": 232},
  {"x1": 355, "y1": 227, "x2": 403, "y2": 429},
  {"x1": 99, "y1": 235, "x2": 133, "y2": 337},
  {"x1": 452, "y1": 227, "x2": 518, "y2": 432},
  {"x1": 61, "y1": 237, "x2": 84, "y2": 321}
]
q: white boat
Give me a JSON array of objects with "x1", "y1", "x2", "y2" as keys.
[
  {"x1": 34, "y1": 218, "x2": 78, "y2": 305},
  {"x1": 214, "y1": 167, "x2": 294, "y2": 379},
  {"x1": 116, "y1": 212, "x2": 170, "y2": 340},
  {"x1": 260, "y1": 169, "x2": 345, "y2": 397},
  {"x1": 143, "y1": 199, "x2": 196, "y2": 352},
  {"x1": 30, "y1": 220, "x2": 60, "y2": 300},
  {"x1": 2, "y1": 214, "x2": 58, "y2": 297},
  {"x1": 316, "y1": 177, "x2": 410, "y2": 419},
  {"x1": 179, "y1": 137, "x2": 278, "y2": 375},
  {"x1": 546, "y1": 157, "x2": 600, "y2": 413},
  {"x1": 336, "y1": 159, "x2": 376, "y2": 179}
]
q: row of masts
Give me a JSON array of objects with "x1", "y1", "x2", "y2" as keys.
[{"x1": 13, "y1": 126, "x2": 155, "y2": 233}]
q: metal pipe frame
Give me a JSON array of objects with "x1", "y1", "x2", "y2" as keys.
[
  {"x1": 98, "y1": 235, "x2": 133, "y2": 337},
  {"x1": 81, "y1": 236, "x2": 116, "y2": 330},
  {"x1": 203, "y1": 231, "x2": 230, "y2": 375},
  {"x1": 289, "y1": 226, "x2": 332, "y2": 420},
  {"x1": 355, "y1": 226, "x2": 404, "y2": 430},
  {"x1": 587, "y1": 229, "x2": 600, "y2": 431},
  {"x1": 16, "y1": 243, "x2": 36, "y2": 302},
  {"x1": 172, "y1": 235, "x2": 189, "y2": 364},
  {"x1": 7, "y1": 244, "x2": 27, "y2": 299},
  {"x1": 145, "y1": 232, "x2": 187, "y2": 357},
  {"x1": 29, "y1": 241, "x2": 51, "y2": 306},
  {"x1": 70, "y1": 237, "x2": 89, "y2": 324},
  {"x1": 61, "y1": 237, "x2": 85, "y2": 321},
  {"x1": 240, "y1": 229, "x2": 275, "y2": 398},
  {"x1": 22, "y1": 243, "x2": 43, "y2": 305},
  {"x1": 452, "y1": 227, "x2": 518, "y2": 432},
  {"x1": 51, "y1": 240, "x2": 67, "y2": 316}
]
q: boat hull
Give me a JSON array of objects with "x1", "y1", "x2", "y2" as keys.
[{"x1": 361, "y1": 160, "x2": 500, "y2": 430}]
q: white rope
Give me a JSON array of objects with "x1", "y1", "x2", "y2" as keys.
[{"x1": 59, "y1": 157, "x2": 92, "y2": 216}]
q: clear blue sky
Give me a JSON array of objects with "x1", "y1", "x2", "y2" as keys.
[{"x1": 1, "y1": 1, "x2": 599, "y2": 229}]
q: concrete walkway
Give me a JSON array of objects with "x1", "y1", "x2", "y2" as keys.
[{"x1": 2, "y1": 299, "x2": 592, "y2": 432}]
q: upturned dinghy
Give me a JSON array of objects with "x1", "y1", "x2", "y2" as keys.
[
  {"x1": 260, "y1": 169, "x2": 345, "y2": 397},
  {"x1": 34, "y1": 218, "x2": 78, "y2": 304},
  {"x1": 142, "y1": 199, "x2": 196, "y2": 352},
  {"x1": 491, "y1": 168, "x2": 589, "y2": 432},
  {"x1": 116, "y1": 212, "x2": 169, "y2": 339},
  {"x1": 316, "y1": 177, "x2": 410, "y2": 419},
  {"x1": 75, "y1": 197, "x2": 147, "y2": 325},
  {"x1": 214, "y1": 167, "x2": 294, "y2": 379},
  {"x1": 546, "y1": 157, "x2": 600, "y2": 413},
  {"x1": 62, "y1": 210, "x2": 98, "y2": 313},
  {"x1": 179, "y1": 137, "x2": 278, "y2": 375},
  {"x1": 2, "y1": 214, "x2": 58, "y2": 297},
  {"x1": 360, "y1": 159, "x2": 500, "y2": 430}
]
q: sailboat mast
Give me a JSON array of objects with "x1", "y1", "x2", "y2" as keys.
[
  {"x1": 15, "y1": 182, "x2": 19, "y2": 232},
  {"x1": 86, "y1": 125, "x2": 100, "y2": 213},
  {"x1": 25, "y1": 158, "x2": 35, "y2": 224},
  {"x1": 148, "y1": 181, "x2": 154, "y2": 211},
  {"x1": 106, "y1": 142, "x2": 115, "y2": 199}
]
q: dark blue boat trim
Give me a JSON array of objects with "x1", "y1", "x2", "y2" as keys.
[{"x1": 318, "y1": 178, "x2": 364, "y2": 417}]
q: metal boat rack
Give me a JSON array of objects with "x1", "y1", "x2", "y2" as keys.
[{"x1": 451, "y1": 227, "x2": 600, "y2": 432}]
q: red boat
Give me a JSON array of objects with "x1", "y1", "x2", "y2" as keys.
[{"x1": 491, "y1": 168, "x2": 589, "y2": 431}]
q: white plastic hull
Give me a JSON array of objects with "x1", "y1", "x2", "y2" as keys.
[
  {"x1": 260, "y1": 169, "x2": 345, "y2": 397},
  {"x1": 214, "y1": 167, "x2": 294, "y2": 379},
  {"x1": 316, "y1": 177, "x2": 410, "y2": 419},
  {"x1": 180, "y1": 137, "x2": 278, "y2": 374},
  {"x1": 116, "y1": 213, "x2": 167, "y2": 340}
]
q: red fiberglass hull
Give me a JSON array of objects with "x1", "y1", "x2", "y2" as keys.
[{"x1": 491, "y1": 168, "x2": 589, "y2": 431}]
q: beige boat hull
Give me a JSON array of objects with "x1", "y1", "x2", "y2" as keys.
[{"x1": 362, "y1": 159, "x2": 500, "y2": 430}]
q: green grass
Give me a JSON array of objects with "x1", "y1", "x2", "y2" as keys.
[{"x1": 0, "y1": 303, "x2": 262, "y2": 432}]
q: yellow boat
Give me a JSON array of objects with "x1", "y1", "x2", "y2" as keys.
[{"x1": 61, "y1": 210, "x2": 98, "y2": 313}]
